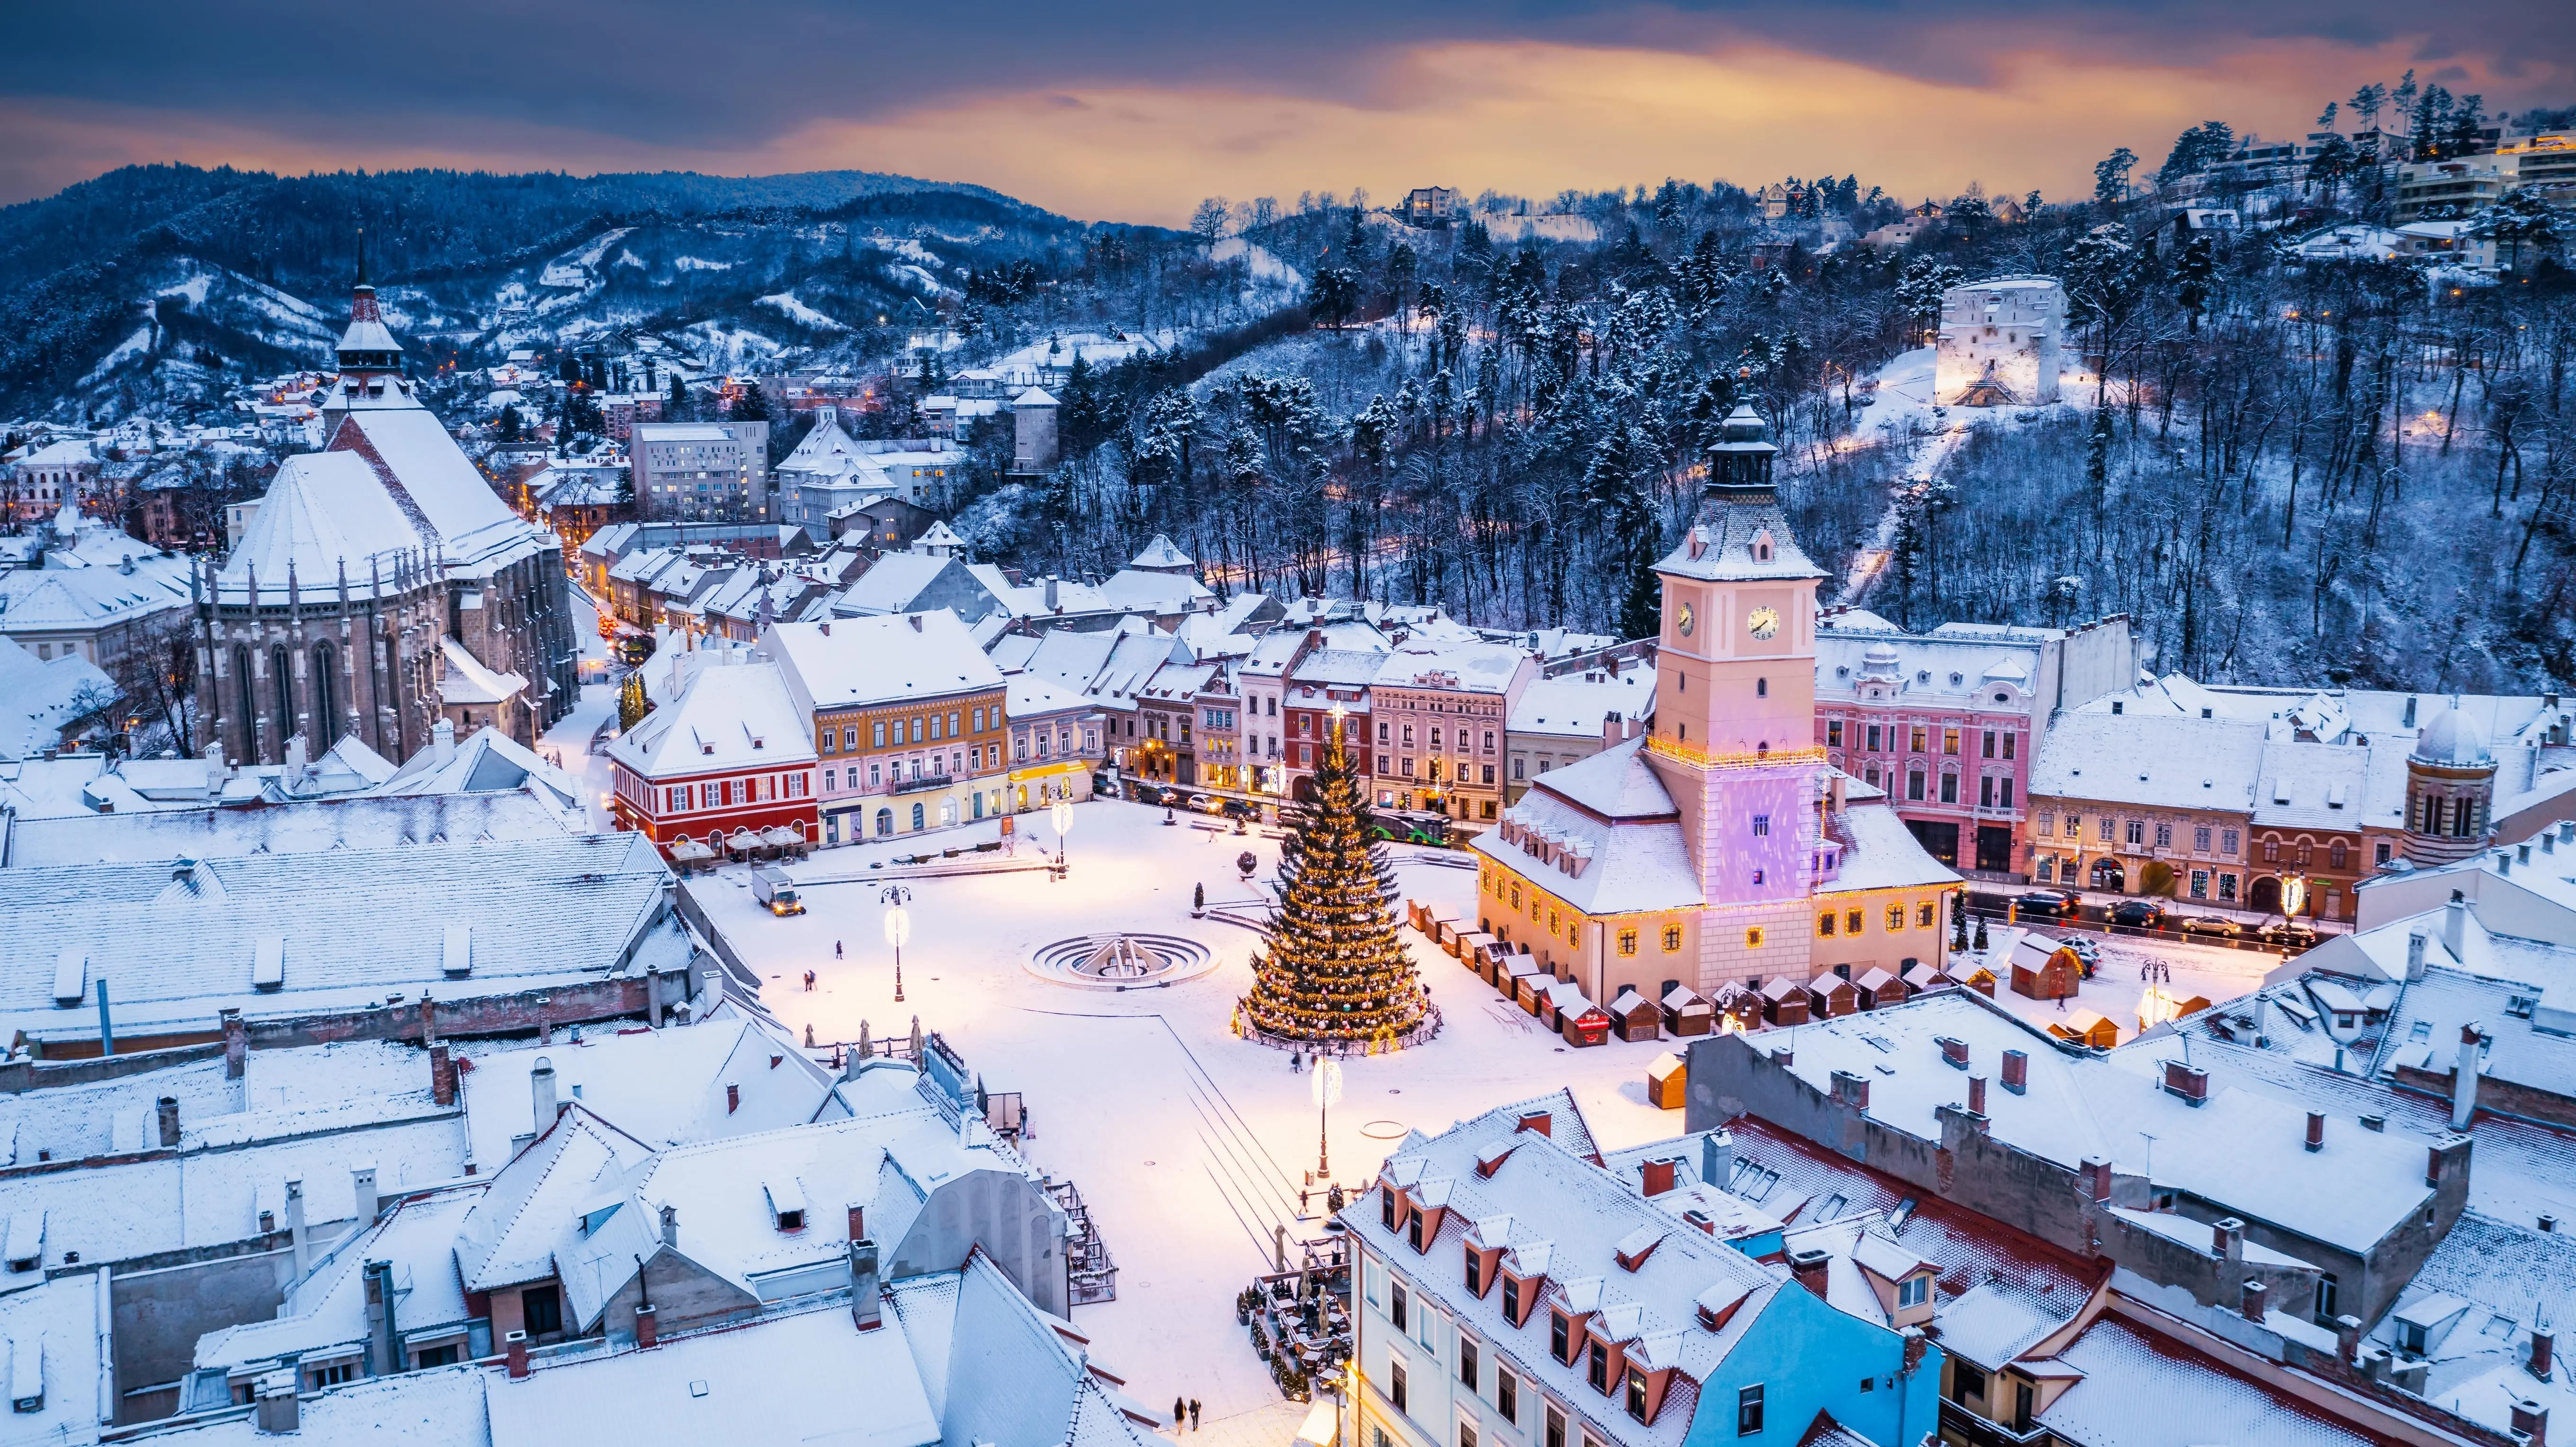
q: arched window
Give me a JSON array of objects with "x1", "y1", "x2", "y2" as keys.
[
  {"x1": 270, "y1": 646, "x2": 294, "y2": 747},
  {"x1": 232, "y1": 646, "x2": 256, "y2": 753},
  {"x1": 875, "y1": 808, "x2": 894, "y2": 837},
  {"x1": 910, "y1": 802, "x2": 925, "y2": 831},
  {"x1": 1756, "y1": 678, "x2": 1768, "y2": 698},
  {"x1": 311, "y1": 643, "x2": 338, "y2": 744}
]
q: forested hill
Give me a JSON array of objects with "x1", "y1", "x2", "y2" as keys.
[{"x1": 0, "y1": 164, "x2": 1105, "y2": 415}]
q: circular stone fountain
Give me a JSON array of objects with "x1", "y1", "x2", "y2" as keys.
[{"x1": 1026, "y1": 932, "x2": 1220, "y2": 990}]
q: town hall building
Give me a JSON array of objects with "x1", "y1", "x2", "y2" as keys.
[
  {"x1": 195, "y1": 272, "x2": 578, "y2": 766},
  {"x1": 1470, "y1": 406, "x2": 1959, "y2": 1013}
]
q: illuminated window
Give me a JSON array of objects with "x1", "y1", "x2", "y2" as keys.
[
  {"x1": 1618, "y1": 930, "x2": 1638, "y2": 957},
  {"x1": 1818, "y1": 912, "x2": 1836, "y2": 938},
  {"x1": 1918, "y1": 902, "x2": 1935, "y2": 927},
  {"x1": 1846, "y1": 910, "x2": 1864, "y2": 935},
  {"x1": 1888, "y1": 905, "x2": 1906, "y2": 932},
  {"x1": 1747, "y1": 928, "x2": 1764, "y2": 950},
  {"x1": 1663, "y1": 925, "x2": 1683, "y2": 952}
]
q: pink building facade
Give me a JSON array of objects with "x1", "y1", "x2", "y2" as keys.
[{"x1": 1813, "y1": 612, "x2": 2132, "y2": 877}]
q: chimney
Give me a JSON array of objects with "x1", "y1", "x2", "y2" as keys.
[
  {"x1": 428, "y1": 1044, "x2": 457, "y2": 1107},
  {"x1": 2251, "y1": 992, "x2": 2269, "y2": 1043},
  {"x1": 2240, "y1": 1278, "x2": 2268, "y2": 1323},
  {"x1": 660, "y1": 1204, "x2": 678, "y2": 1249},
  {"x1": 504, "y1": 1330, "x2": 529, "y2": 1380},
  {"x1": 2335, "y1": 1314, "x2": 2364, "y2": 1366},
  {"x1": 2511, "y1": 1400, "x2": 2549, "y2": 1447},
  {"x1": 285, "y1": 1176, "x2": 308, "y2": 1279},
  {"x1": 2211, "y1": 1217, "x2": 2240, "y2": 1259},
  {"x1": 1831, "y1": 1071, "x2": 1871, "y2": 1110},
  {"x1": 2444, "y1": 890, "x2": 2468, "y2": 959},
  {"x1": 2406, "y1": 932, "x2": 2428, "y2": 982},
  {"x1": 1968, "y1": 1074, "x2": 1988, "y2": 1116},
  {"x1": 2000, "y1": 1050, "x2": 2028, "y2": 1093},
  {"x1": 2534, "y1": 1326, "x2": 2557, "y2": 1380},
  {"x1": 431, "y1": 718, "x2": 456, "y2": 767},
  {"x1": 2545, "y1": 1215, "x2": 2560, "y2": 1234},
  {"x1": 352, "y1": 1164, "x2": 380, "y2": 1222},
  {"x1": 1515, "y1": 1110, "x2": 1552, "y2": 1138},
  {"x1": 531, "y1": 1056, "x2": 559, "y2": 1132},
  {"x1": 2164, "y1": 1061, "x2": 2210, "y2": 1105},
  {"x1": 1044, "y1": 577, "x2": 1060, "y2": 611},
  {"x1": 222, "y1": 1008, "x2": 247, "y2": 1080},
  {"x1": 1641, "y1": 1158, "x2": 1678, "y2": 1197},
  {"x1": 1938, "y1": 1036, "x2": 1969, "y2": 1068},
  {"x1": 633, "y1": 1304, "x2": 658, "y2": 1350},
  {"x1": 1603, "y1": 710, "x2": 1623, "y2": 749},
  {"x1": 254, "y1": 1374, "x2": 299, "y2": 1433},
  {"x1": 1901, "y1": 1326, "x2": 1928, "y2": 1376},
  {"x1": 849, "y1": 1238, "x2": 883, "y2": 1331},
  {"x1": 1789, "y1": 1249, "x2": 1831, "y2": 1298},
  {"x1": 847, "y1": 1204, "x2": 865, "y2": 1242},
  {"x1": 157, "y1": 1095, "x2": 180, "y2": 1148},
  {"x1": 284, "y1": 734, "x2": 307, "y2": 773},
  {"x1": 365, "y1": 1259, "x2": 399, "y2": 1376},
  {"x1": 1701, "y1": 1131, "x2": 1735, "y2": 1192},
  {"x1": 2454, "y1": 1023, "x2": 2483, "y2": 1130},
  {"x1": 2081, "y1": 1155, "x2": 2112, "y2": 1203},
  {"x1": 2307, "y1": 1112, "x2": 2326, "y2": 1152},
  {"x1": 908, "y1": 614, "x2": 923, "y2": 633}
]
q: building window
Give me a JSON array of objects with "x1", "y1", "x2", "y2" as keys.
[
  {"x1": 1846, "y1": 909, "x2": 1864, "y2": 935},
  {"x1": 1737, "y1": 1384, "x2": 1765, "y2": 1436},
  {"x1": 1663, "y1": 925, "x2": 1683, "y2": 952},
  {"x1": 1910, "y1": 727, "x2": 1927, "y2": 753},
  {"x1": 1464, "y1": 1247, "x2": 1481, "y2": 1295},
  {"x1": 1513, "y1": 758, "x2": 1524, "y2": 780},
  {"x1": 1943, "y1": 728, "x2": 1960, "y2": 755},
  {"x1": 2194, "y1": 825, "x2": 2212, "y2": 852},
  {"x1": 1899, "y1": 1275, "x2": 1930, "y2": 1308},
  {"x1": 2037, "y1": 812, "x2": 2055, "y2": 836},
  {"x1": 1462, "y1": 1340, "x2": 1480, "y2": 1391},
  {"x1": 1391, "y1": 1362, "x2": 1408, "y2": 1414},
  {"x1": 1981, "y1": 730, "x2": 1996, "y2": 758},
  {"x1": 2126, "y1": 820, "x2": 2146, "y2": 847},
  {"x1": 1618, "y1": 930, "x2": 1638, "y2": 956},
  {"x1": 2097, "y1": 817, "x2": 2114, "y2": 842},
  {"x1": 1545, "y1": 1403, "x2": 1566, "y2": 1447},
  {"x1": 1918, "y1": 902, "x2": 1936, "y2": 927},
  {"x1": 1827, "y1": 720, "x2": 1844, "y2": 747},
  {"x1": 2190, "y1": 870, "x2": 2210, "y2": 899},
  {"x1": 1818, "y1": 912, "x2": 1836, "y2": 938},
  {"x1": 2222, "y1": 829, "x2": 2240, "y2": 857},
  {"x1": 1461, "y1": 1426, "x2": 1477, "y2": 1447},
  {"x1": 2001, "y1": 779, "x2": 2014, "y2": 808},
  {"x1": 1626, "y1": 1366, "x2": 1649, "y2": 1421},
  {"x1": 1498, "y1": 1370, "x2": 1518, "y2": 1424},
  {"x1": 1940, "y1": 772, "x2": 1959, "y2": 804},
  {"x1": 2003, "y1": 733, "x2": 2016, "y2": 759},
  {"x1": 1550, "y1": 1311, "x2": 1571, "y2": 1362},
  {"x1": 1392, "y1": 1282, "x2": 1408, "y2": 1331},
  {"x1": 2219, "y1": 872, "x2": 2239, "y2": 902},
  {"x1": 1887, "y1": 905, "x2": 1906, "y2": 932},
  {"x1": 1907, "y1": 771, "x2": 1925, "y2": 801},
  {"x1": 2375, "y1": 842, "x2": 2392, "y2": 865},
  {"x1": 874, "y1": 721, "x2": 888, "y2": 748},
  {"x1": 1747, "y1": 927, "x2": 1764, "y2": 949},
  {"x1": 1980, "y1": 775, "x2": 1996, "y2": 808},
  {"x1": 1752, "y1": 814, "x2": 1770, "y2": 836},
  {"x1": 521, "y1": 1284, "x2": 564, "y2": 1338},
  {"x1": 1866, "y1": 724, "x2": 1882, "y2": 752},
  {"x1": 2330, "y1": 840, "x2": 2348, "y2": 870},
  {"x1": 910, "y1": 802, "x2": 925, "y2": 830},
  {"x1": 1587, "y1": 1340, "x2": 1610, "y2": 1392}
]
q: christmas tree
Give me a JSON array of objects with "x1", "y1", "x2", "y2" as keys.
[{"x1": 1239, "y1": 712, "x2": 1428, "y2": 1047}]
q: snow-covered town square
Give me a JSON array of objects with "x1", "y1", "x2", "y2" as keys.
[{"x1": 9, "y1": 19, "x2": 2576, "y2": 1447}]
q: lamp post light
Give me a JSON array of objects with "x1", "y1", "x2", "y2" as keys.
[
  {"x1": 1311, "y1": 1055, "x2": 1343, "y2": 1181},
  {"x1": 1050, "y1": 796, "x2": 1073, "y2": 878},
  {"x1": 881, "y1": 884, "x2": 913, "y2": 1003}
]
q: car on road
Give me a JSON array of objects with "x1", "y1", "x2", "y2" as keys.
[
  {"x1": 2179, "y1": 914, "x2": 2242, "y2": 937},
  {"x1": 2110, "y1": 899, "x2": 2167, "y2": 928},
  {"x1": 1221, "y1": 799, "x2": 1262, "y2": 821},
  {"x1": 616, "y1": 634, "x2": 656, "y2": 666},
  {"x1": 2254, "y1": 922, "x2": 2321, "y2": 949},
  {"x1": 1190, "y1": 793, "x2": 1227, "y2": 816},
  {"x1": 2012, "y1": 891, "x2": 2075, "y2": 918},
  {"x1": 1370, "y1": 808, "x2": 1453, "y2": 847},
  {"x1": 1129, "y1": 785, "x2": 1168, "y2": 807},
  {"x1": 2064, "y1": 937, "x2": 2101, "y2": 975}
]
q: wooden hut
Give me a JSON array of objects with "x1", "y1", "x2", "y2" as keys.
[
  {"x1": 2007, "y1": 934, "x2": 2083, "y2": 1003},
  {"x1": 1853, "y1": 966, "x2": 1908, "y2": 1011},
  {"x1": 1453, "y1": 930, "x2": 1495, "y2": 967},
  {"x1": 1954, "y1": 962, "x2": 1998, "y2": 997},
  {"x1": 1900, "y1": 961, "x2": 1951, "y2": 996},
  {"x1": 1515, "y1": 969, "x2": 1553, "y2": 1015},
  {"x1": 1661, "y1": 985, "x2": 1713, "y2": 1038},
  {"x1": 1646, "y1": 1053, "x2": 1689, "y2": 1110},
  {"x1": 1711, "y1": 983, "x2": 1765, "y2": 1034},
  {"x1": 1805, "y1": 971, "x2": 1859, "y2": 1019},
  {"x1": 1607, "y1": 987, "x2": 1661, "y2": 1044},
  {"x1": 1758, "y1": 975, "x2": 1811, "y2": 1026},
  {"x1": 2049, "y1": 1008, "x2": 2120, "y2": 1049},
  {"x1": 1560, "y1": 995, "x2": 1611, "y2": 1047}
]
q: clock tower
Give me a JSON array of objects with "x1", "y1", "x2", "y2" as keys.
[{"x1": 1643, "y1": 404, "x2": 1830, "y2": 985}]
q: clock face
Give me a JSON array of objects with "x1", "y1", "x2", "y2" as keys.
[
  {"x1": 1747, "y1": 606, "x2": 1781, "y2": 641},
  {"x1": 1675, "y1": 602, "x2": 1695, "y2": 637}
]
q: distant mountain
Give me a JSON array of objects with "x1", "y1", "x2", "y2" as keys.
[{"x1": 0, "y1": 164, "x2": 1131, "y2": 418}]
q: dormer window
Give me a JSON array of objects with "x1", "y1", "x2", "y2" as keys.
[{"x1": 1750, "y1": 529, "x2": 1775, "y2": 563}]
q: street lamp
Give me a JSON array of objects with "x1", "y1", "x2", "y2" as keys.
[
  {"x1": 881, "y1": 884, "x2": 913, "y2": 1003},
  {"x1": 1050, "y1": 796, "x2": 1073, "y2": 878},
  {"x1": 1311, "y1": 1056, "x2": 1343, "y2": 1181}
]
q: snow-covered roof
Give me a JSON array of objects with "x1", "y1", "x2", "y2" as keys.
[
  {"x1": 1653, "y1": 492, "x2": 1827, "y2": 584},
  {"x1": 1826, "y1": 800, "x2": 1962, "y2": 895},
  {"x1": 331, "y1": 409, "x2": 549, "y2": 575},
  {"x1": 196, "y1": 1186, "x2": 482, "y2": 1375},
  {"x1": 458, "y1": 1019, "x2": 835, "y2": 1169},
  {"x1": 437, "y1": 636, "x2": 528, "y2": 707},
  {"x1": 0, "y1": 832, "x2": 687, "y2": 1038},
  {"x1": 2033, "y1": 1315, "x2": 2379, "y2": 1447},
  {"x1": 1725, "y1": 993, "x2": 2441, "y2": 1254},
  {"x1": 215, "y1": 450, "x2": 421, "y2": 601},
  {"x1": 2028, "y1": 710, "x2": 2264, "y2": 812},
  {"x1": 3, "y1": 789, "x2": 576, "y2": 869},
  {"x1": 1372, "y1": 637, "x2": 1532, "y2": 696},
  {"x1": 765, "y1": 613, "x2": 1002, "y2": 711},
  {"x1": 1013, "y1": 387, "x2": 1058, "y2": 407},
  {"x1": 1128, "y1": 533, "x2": 1193, "y2": 570},
  {"x1": 1005, "y1": 672, "x2": 1092, "y2": 721},
  {"x1": 1509, "y1": 669, "x2": 1657, "y2": 738},
  {"x1": 0, "y1": 636, "x2": 111, "y2": 758},
  {"x1": 608, "y1": 659, "x2": 816, "y2": 781}
]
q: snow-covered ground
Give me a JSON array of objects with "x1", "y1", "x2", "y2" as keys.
[
  {"x1": 1960, "y1": 923, "x2": 2278, "y2": 1044},
  {"x1": 757, "y1": 293, "x2": 853, "y2": 332},
  {"x1": 691, "y1": 799, "x2": 1677, "y2": 1432}
]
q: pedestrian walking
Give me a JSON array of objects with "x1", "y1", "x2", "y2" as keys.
[
  {"x1": 1189, "y1": 1399, "x2": 1201, "y2": 1430},
  {"x1": 835, "y1": 940, "x2": 844, "y2": 960},
  {"x1": 804, "y1": 970, "x2": 816, "y2": 992},
  {"x1": 1172, "y1": 1397, "x2": 1185, "y2": 1429}
]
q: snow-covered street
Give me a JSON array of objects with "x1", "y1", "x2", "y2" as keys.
[{"x1": 687, "y1": 799, "x2": 1680, "y2": 1430}]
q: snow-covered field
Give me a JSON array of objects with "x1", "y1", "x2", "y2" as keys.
[
  {"x1": 1962, "y1": 923, "x2": 2277, "y2": 1043},
  {"x1": 686, "y1": 799, "x2": 1676, "y2": 1431}
]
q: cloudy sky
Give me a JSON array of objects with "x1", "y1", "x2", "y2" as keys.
[{"x1": 2, "y1": 1, "x2": 2567, "y2": 222}]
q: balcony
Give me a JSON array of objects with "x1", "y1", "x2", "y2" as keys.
[{"x1": 892, "y1": 772, "x2": 955, "y2": 795}]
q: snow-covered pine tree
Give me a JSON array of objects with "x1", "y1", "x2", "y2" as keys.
[{"x1": 1238, "y1": 713, "x2": 1427, "y2": 1048}]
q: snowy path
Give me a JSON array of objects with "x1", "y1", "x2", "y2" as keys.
[{"x1": 692, "y1": 800, "x2": 1679, "y2": 1426}]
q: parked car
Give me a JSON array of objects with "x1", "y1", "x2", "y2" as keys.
[
  {"x1": 2254, "y1": 922, "x2": 2321, "y2": 948},
  {"x1": 2065, "y1": 938, "x2": 2100, "y2": 976},
  {"x1": 1222, "y1": 799, "x2": 1262, "y2": 821},
  {"x1": 2012, "y1": 891, "x2": 2073, "y2": 918},
  {"x1": 750, "y1": 866, "x2": 802, "y2": 917},
  {"x1": 1191, "y1": 793, "x2": 1226, "y2": 816},
  {"x1": 2179, "y1": 914, "x2": 2241, "y2": 937},
  {"x1": 1129, "y1": 785, "x2": 1167, "y2": 807},
  {"x1": 2110, "y1": 899, "x2": 2167, "y2": 928}
]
